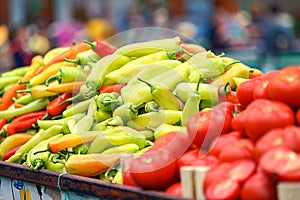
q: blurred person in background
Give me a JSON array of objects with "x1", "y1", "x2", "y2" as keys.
[{"x1": 0, "y1": 21, "x2": 14, "y2": 72}]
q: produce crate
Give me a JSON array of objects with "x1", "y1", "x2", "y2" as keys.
[{"x1": 0, "y1": 161, "x2": 187, "y2": 200}]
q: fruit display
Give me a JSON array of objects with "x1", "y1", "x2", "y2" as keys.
[{"x1": 0, "y1": 29, "x2": 299, "y2": 200}]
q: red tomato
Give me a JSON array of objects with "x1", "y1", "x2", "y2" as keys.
[
  {"x1": 165, "y1": 182, "x2": 182, "y2": 197},
  {"x1": 255, "y1": 126, "x2": 300, "y2": 160},
  {"x1": 176, "y1": 148, "x2": 219, "y2": 177},
  {"x1": 208, "y1": 131, "x2": 241, "y2": 158},
  {"x1": 129, "y1": 148, "x2": 177, "y2": 190},
  {"x1": 231, "y1": 99, "x2": 295, "y2": 141},
  {"x1": 187, "y1": 102, "x2": 233, "y2": 150},
  {"x1": 241, "y1": 171, "x2": 277, "y2": 200},
  {"x1": 296, "y1": 108, "x2": 300, "y2": 125},
  {"x1": 150, "y1": 131, "x2": 192, "y2": 160},
  {"x1": 227, "y1": 159, "x2": 256, "y2": 184},
  {"x1": 236, "y1": 78, "x2": 258, "y2": 109},
  {"x1": 123, "y1": 171, "x2": 139, "y2": 187},
  {"x1": 219, "y1": 138, "x2": 254, "y2": 162},
  {"x1": 268, "y1": 66, "x2": 300, "y2": 108},
  {"x1": 204, "y1": 162, "x2": 231, "y2": 190},
  {"x1": 259, "y1": 146, "x2": 300, "y2": 181},
  {"x1": 253, "y1": 71, "x2": 279, "y2": 100},
  {"x1": 205, "y1": 178, "x2": 240, "y2": 200}
]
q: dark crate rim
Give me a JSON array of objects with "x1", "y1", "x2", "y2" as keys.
[{"x1": 0, "y1": 161, "x2": 187, "y2": 200}]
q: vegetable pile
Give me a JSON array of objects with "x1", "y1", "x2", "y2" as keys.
[{"x1": 1, "y1": 34, "x2": 296, "y2": 199}]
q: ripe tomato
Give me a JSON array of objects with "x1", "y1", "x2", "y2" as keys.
[
  {"x1": 150, "y1": 131, "x2": 192, "y2": 160},
  {"x1": 253, "y1": 70, "x2": 279, "y2": 100},
  {"x1": 129, "y1": 148, "x2": 177, "y2": 190},
  {"x1": 259, "y1": 146, "x2": 300, "y2": 181},
  {"x1": 255, "y1": 126, "x2": 300, "y2": 160},
  {"x1": 241, "y1": 171, "x2": 277, "y2": 200},
  {"x1": 205, "y1": 179, "x2": 240, "y2": 200},
  {"x1": 208, "y1": 131, "x2": 241, "y2": 158},
  {"x1": 176, "y1": 148, "x2": 219, "y2": 177},
  {"x1": 231, "y1": 99, "x2": 295, "y2": 141},
  {"x1": 187, "y1": 102, "x2": 233, "y2": 150},
  {"x1": 165, "y1": 182, "x2": 182, "y2": 197},
  {"x1": 123, "y1": 171, "x2": 139, "y2": 187},
  {"x1": 268, "y1": 66, "x2": 300, "y2": 108},
  {"x1": 219, "y1": 138, "x2": 254, "y2": 162},
  {"x1": 236, "y1": 78, "x2": 258, "y2": 109},
  {"x1": 296, "y1": 108, "x2": 300, "y2": 125}
]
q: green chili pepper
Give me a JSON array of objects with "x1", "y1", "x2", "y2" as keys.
[
  {"x1": 174, "y1": 82, "x2": 219, "y2": 103},
  {"x1": 88, "y1": 126, "x2": 146, "y2": 153},
  {"x1": 94, "y1": 109, "x2": 112, "y2": 123},
  {"x1": 112, "y1": 102, "x2": 146, "y2": 123},
  {"x1": 84, "y1": 54, "x2": 131, "y2": 98},
  {"x1": 96, "y1": 92, "x2": 120, "y2": 112},
  {"x1": 153, "y1": 123, "x2": 187, "y2": 139},
  {"x1": 92, "y1": 116, "x2": 123, "y2": 131},
  {"x1": 45, "y1": 66, "x2": 88, "y2": 86},
  {"x1": 37, "y1": 113, "x2": 85, "y2": 130},
  {"x1": 105, "y1": 51, "x2": 178, "y2": 83},
  {"x1": 0, "y1": 98, "x2": 50, "y2": 120},
  {"x1": 126, "y1": 110, "x2": 182, "y2": 131},
  {"x1": 122, "y1": 61, "x2": 190, "y2": 105},
  {"x1": 15, "y1": 93, "x2": 35, "y2": 105},
  {"x1": 6, "y1": 125, "x2": 63, "y2": 164},
  {"x1": 29, "y1": 134, "x2": 63, "y2": 170},
  {"x1": 144, "y1": 101, "x2": 160, "y2": 112},
  {"x1": 181, "y1": 78, "x2": 202, "y2": 126},
  {"x1": 62, "y1": 98, "x2": 92, "y2": 118},
  {"x1": 0, "y1": 76, "x2": 22, "y2": 89},
  {"x1": 64, "y1": 49, "x2": 100, "y2": 66},
  {"x1": 138, "y1": 78, "x2": 184, "y2": 111},
  {"x1": 101, "y1": 143, "x2": 140, "y2": 154},
  {"x1": 1, "y1": 66, "x2": 29, "y2": 77},
  {"x1": 44, "y1": 153, "x2": 65, "y2": 172},
  {"x1": 114, "y1": 36, "x2": 181, "y2": 57},
  {"x1": 73, "y1": 97, "x2": 97, "y2": 132}
]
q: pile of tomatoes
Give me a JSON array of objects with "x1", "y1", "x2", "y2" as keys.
[{"x1": 122, "y1": 65, "x2": 300, "y2": 200}]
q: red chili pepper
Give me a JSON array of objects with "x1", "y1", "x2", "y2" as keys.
[
  {"x1": 2, "y1": 144, "x2": 22, "y2": 161},
  {"x1": 99, "y1": 84, "x2": 125, "y2": 94},
  {"x1": 5, "y1": 111, "x2": 47, "y2": 135},
  {"x1": 84, "y1": 40, "x2": 116, "y2": 57},
  {"x1": 35, "y1": 42, "x2": 91, "y2": 75},
  {"x1": 0, "y1": 119, "x2": 7, "y2": 130},
  {"x1": 46, "y1": 93, "x2": 72, "y2": 117},
  {"x1": 218, "y1": 82, "x2": 239, "y2": 104}
]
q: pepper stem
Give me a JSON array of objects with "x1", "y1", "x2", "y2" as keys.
[
  {"x1": 31, "y1": 160, "x2": 44, "y2": 171},
  {"x1": 220, "y1": 81, "x2": 231, "y2": 95},
  {"x1": 64, "y1": 57, "x2": 79, "y2": 64},
  {"x1": 83, "y1": 40, "x2": 96, "y2": 49},
  {"x1": 18, "y1": 80, "x2": 29, "y2": 85},
  {"x1": 137, "y1": 78, "x2": 156, "y2": 93},
  {"x1": 224, "y1": 61, "x2": 240, "y2": 69},
  {"x1": 16, "y1": 89, "x2": 31, "y2": 93},
  {"x1": 41, "y1": 112, "x2": 51, "y2": 120}
]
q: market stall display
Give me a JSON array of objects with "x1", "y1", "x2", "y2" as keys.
[{"x1": 0, "y1": 28, "x2": 299, "y2": 200}]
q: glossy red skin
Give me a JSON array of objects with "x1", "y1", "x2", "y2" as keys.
[
  {"x1": 205, "y1": 178, "x2": 240, "y2": 200},
  {"x1": 187, "y1": 102, "x2": 234, "y2": 150},
  {"x1": 255, "y1": 126, "x2": 300, "y2": 160},
  {"x1": 47, "y1": 93, "x2": 72, "y2": 116},
  {"x1": 241, "y1": 171, "x2": 277, "y2": 200},
  {"x1": 123, "y1": 171, "x2": 139, "y2": 187},
  {"x1": 259, "y1": 146, "x2": 300, "y2": 181},
  {"x1": 176, "y1": 148, "x2": 219, "y2": 177},
  {"x1": 150, "y1": 131, "x2": 192, "y2": 160},
  {"x1": 204, "y1": 159, "x2": 256, "y2": 190},
  {"x1": 129, "y1": 148, "x2": 177, "y2": 190},
  {"x1": 296, "y1": 108, "x2": 300, "y2": 125},
  {"x1": 231, "y1": 99, "x2": 295, "y2": 141},
  {"x1": 208, "y1": 131, "x2": 241, "y2": 158},
  {"x1": 165, "y1": 182, "x2": 182, "y2": 197},
  {"x1": 253, "y1": 71, "x2": 279, "y2": 100},
  {"x1": 236, "y1": 78, "x2": 258, "y2": 109},
  {"x1": 219, "y1": 138, "x2": 255, "y2": 163},
  {"x1": 268, "y1": 66, "x2": 300, "y2": 108}
]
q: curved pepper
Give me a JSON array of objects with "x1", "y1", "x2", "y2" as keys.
[
  {"x1": 45, "y1": 66, "x2": 88, "y2": 86},
  {"x1": 64, "y1": 49, "x2": 100, "y2": 66},
  {"x1": 45, "y1": 93, "x2": 72, "y2": 117},
  {"x1": 84, "y1": 40, "x2": 116, "y2": 57},
  {"x1": 112, "y1": 102, "x2": 146, "y2": 123}
]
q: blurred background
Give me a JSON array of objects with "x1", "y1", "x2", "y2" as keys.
[{"x1": 0, "y1": 0, "x2": 300, "y2": 73}]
